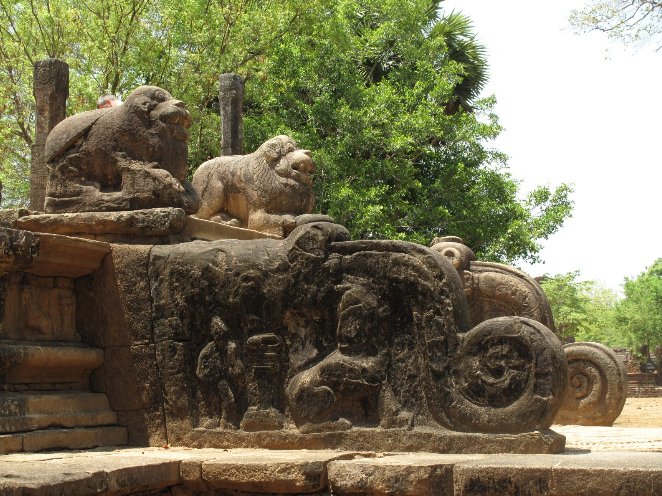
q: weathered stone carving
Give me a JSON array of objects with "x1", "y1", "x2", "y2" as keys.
[
  {"x1": 30, "y1": 58, "x2": 69, "y2": 212},
  {"x1": 1, "y1": 272, "x2": 77, "y2": 342},
  {"x1": 430, "y1": 236, "x2": 554, "y2": 329},
  {"x1": 44, "y1": 86, "x2": 199, "y2": 214},
  {"x1": 192, "y1": 135, "x2": 315, "y2": 236},
  {"x1": 431, "y1": 237, "x2": 628, "y2": 427},
  {"x1": 0, "y1": 228, "x2": 39, "y2": 276},
  {"x1": 555, "y1": 342, "x2": 628, "y2": 426},
  {"x1": 142, "y1": 222, "x2": 566, "y2": 450}
]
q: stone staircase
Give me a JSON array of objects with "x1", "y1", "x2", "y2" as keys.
[
  {"x1": 0, "y1": 230, "x2": 127, "y2": 453},
  {"x1": 0, "y1": 341, "x2": 127, "y2": 453}
]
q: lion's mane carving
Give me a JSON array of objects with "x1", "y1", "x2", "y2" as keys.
[
  {"x1": 44, "y1": 85, "x2": 199, "y2": 214},
  {"x1": 192, "y1": 135, "x2": 315, "y2": 236}
]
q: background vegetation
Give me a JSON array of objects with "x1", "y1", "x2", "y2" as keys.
[
  {"x1": 0, "y1": 0, "x2": 572, "y2": 262},
  {"x1": 541, "y1": 259, "x2": 662, "y2": 369}
]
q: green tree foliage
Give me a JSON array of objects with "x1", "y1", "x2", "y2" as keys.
[
  {"x1": 570, "y1": 0, "x2": 662, "y2": 49},
  {"x1": 615, "y1": 259, "x2": 662, "y2": 359},
  {"x1": 0, "y1": 0, "x2": 573, "y2": 262},
  {"x1": 540, "y1": 271, "x2": 624, "y2": 346}
]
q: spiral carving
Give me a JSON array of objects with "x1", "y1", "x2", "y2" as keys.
[
  {"x1": 555, "y1": 342, "x2": 627, "y2": 426},
  {"x1": 441, "y1": 316, "x2": 567, "y2": 433}
]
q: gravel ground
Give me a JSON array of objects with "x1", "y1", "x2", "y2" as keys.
[{"x1": 613, "y1": 397, "x2": 662, "y2": 427}]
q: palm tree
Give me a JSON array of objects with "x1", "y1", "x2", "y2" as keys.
[{"x1": 432, "y1": 11, "x2": 489, "y2": 113}]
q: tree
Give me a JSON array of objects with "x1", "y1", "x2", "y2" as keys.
[
  {"x1": 0, "y1": 0, "x2": 573, "y2": 263},
  {"x1": 0, "y1": 0, "x2": 313, "y2": 203},
  {"x1": 242, "y1": 0, "x2": 572, "y2": 262},
  {"x1": 570, "y1": 0, "x2": 662, "y2": 50},
  {"x1": 541, "y1": 271, "x2": 595, "y2": 342},
  {"x1": 615, "y1": 259, "x2": 662, "y2": 376},
  {"x1": 540, "y1": 271, "x2": 623, "y2": 345}
]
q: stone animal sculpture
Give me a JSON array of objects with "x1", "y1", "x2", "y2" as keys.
[
  {"x1": 44, "y1": 85, "x2": 199, "y2": 214},
  {"x1": 192, "y1": 135, "x2": 315, "y2": 237}
]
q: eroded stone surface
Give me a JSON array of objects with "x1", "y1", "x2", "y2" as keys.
[
  {"x1": 193, "y1": 135, "x2": 315, "y2": 236},
  {"x1": 17, "y1": 208, "x2": 187, "y2": 237},
  {"x1": 430, "y1": 237, "x2": 554, "y2": 329},
  {"x1": 555, "y1": 342, "x2": 628, "y2": 426},
  {"x1": 453, "y1": 451, "x2": 662, "y2": 496},
  {"x1": 328, "y1": 453, "x2": 486, "y2": 496},
  {"x1": 86, "y1": 221, "x2": 569, "y2": 450},
  {"x1": 1, "y1": 447, "x2": 662, "y2": 495},
  {"x1": 44, "y1": 86, "x2": 199, "y2": 214}
]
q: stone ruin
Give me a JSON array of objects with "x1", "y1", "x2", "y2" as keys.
[
  {"x1": 0, "y1": 76, "x2": 628, "y2": 461},
  {"x1": 430, "y1": 236, "x2": 629, "y2": 427}
]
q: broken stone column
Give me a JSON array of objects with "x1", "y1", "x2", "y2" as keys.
[
  {"x1": 219, "y1": 73, "x2": 244, "y2": 156},
  {"x1": 30, "y1": 59, "x2": 69, "y2": 212}
]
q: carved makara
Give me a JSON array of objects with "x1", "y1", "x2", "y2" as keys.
[{"x1": 149, "y1": 223, "x2": 567, "y2": 439}]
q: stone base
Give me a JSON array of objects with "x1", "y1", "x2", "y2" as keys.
[
  {"x1": 184, "y1": 427, "x2": 565, "y2": 454},
  {"x1": 13, "y1": 208, "x2": 280, "y2": 243},
  {"x1": 1, "y1": 446, "x2": 662, "y2": 495},
  {"x1": 0, "y1": 425, "x2": 127, "y2": 454}
]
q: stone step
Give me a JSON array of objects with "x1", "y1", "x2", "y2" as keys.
[
  {"x1": 0, "y1": 341, "x2": 103, "y2": 388},
  {"x1": 0, "y1": 391, "x2": 118, "y2": 433},
  {"x1": 1, "y1": 447, "x2": 662, "y2": 495},
  {"x1": 0, "y1": 425, "x2": 128, "y2": 454}
]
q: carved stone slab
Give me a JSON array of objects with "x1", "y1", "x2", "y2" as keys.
[
  {"x1": 0, "y1": 228, "x2": 109, "y2": 278},
  {"x1": 94, "y1": 222, "x2": 567, "y2": 453}
]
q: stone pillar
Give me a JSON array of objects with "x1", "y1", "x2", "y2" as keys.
[
  {"x1": 219, "y1": 73, "x2": 244, "y2": 156},
  {"x1": 30, "y1": 59, "x2": 69, "y2": 212}
]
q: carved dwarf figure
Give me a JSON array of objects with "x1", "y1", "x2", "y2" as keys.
[
  {"x1": 44, "y1": 85, "x2": 199, "y2": 214},
  {"x1": 192, "y1": 135, "x2": 315, "y2": 236}
]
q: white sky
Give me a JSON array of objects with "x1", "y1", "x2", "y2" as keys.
[{"x1": 442, "y1": 0, "x2": 662, "y2": 291}]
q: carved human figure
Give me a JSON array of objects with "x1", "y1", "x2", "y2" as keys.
[
  {"x1": 195, "y1": 316, "x2": 244, "y2": 429},
  {"x1": 192, "y1": 135, "x2": 315, "y2": 236},
  {"x1": 286, "y1": 285, "x2": 389, "y2": 431},
  {"x1": 44, "y1": 85, "x2": 199, "y2": 214}
]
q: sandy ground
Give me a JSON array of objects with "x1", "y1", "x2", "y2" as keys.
[{"x1": 613, "y1": 397, "x2": 662, "y2": 427}]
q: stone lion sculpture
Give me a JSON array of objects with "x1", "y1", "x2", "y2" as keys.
[
  {"x1": 192, "y1": 135, "x2": 316, "y2": 236},
  {"x1": 44, "y1": 85, "x2": 199, "y2": 214}
]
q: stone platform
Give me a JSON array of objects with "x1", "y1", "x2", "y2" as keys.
[{"x1": 1, "y1": 441, "x2": 662, "y2": 496}]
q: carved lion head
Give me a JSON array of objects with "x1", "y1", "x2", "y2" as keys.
[
  {"x1": 118, "y1": 86, "x2": 192, "y2": 182},
  {"x1": 258, "y1": 135, "x2": 315, "y2": 186}
]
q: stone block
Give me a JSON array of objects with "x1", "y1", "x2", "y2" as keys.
[
  {"x1": 453, "y1": 452, "x2": 662, "y2": 496},
  {"x1": 0, "y1": 391, "x2": 117, "y2": 433},
  {"x1": 199, "y1": 449, "x2": 357, "y2": 493},
  {"x1": 19, "y1": 232, "x2": 110, "y2": 278},
  {"x1": 0, "y1": 434, "x2": 22, "y2": 454},
  {"x1": 0, "y1": 342, "x2": 103, "y2": 387},
  {"x1": 104, "y1": 346, "x2": 148, "y2": 411},
  {"x1": 328, "y1": 453, "x2": 487, "y2": 496},
  {"x1": 21, "y1": 425, "x2": 127, "y2": 452},
  {"x1": 182, "y1": 215, "x2": 280, "y2": 241},
  {"x1": 17, "y1": 208, "x2": 187, "y2": 238}
]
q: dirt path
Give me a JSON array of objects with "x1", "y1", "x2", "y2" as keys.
[{"x1": 613, "y1": 397, "x2": 662, "y2": 427}]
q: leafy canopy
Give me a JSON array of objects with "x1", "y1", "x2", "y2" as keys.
[
  {"x1": 0, "y1": 0, "x2": 572, "y2": 263},
  {"x1": 540, "y1": 271, "x2": 622, "y2": 345},
  {"x1": 615, "y1": 259, "x2": 662, "y2": 355}
]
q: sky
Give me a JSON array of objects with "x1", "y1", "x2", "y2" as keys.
[{"x1": 442, "y1": 0, "x2": 662, "y2": 292}]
